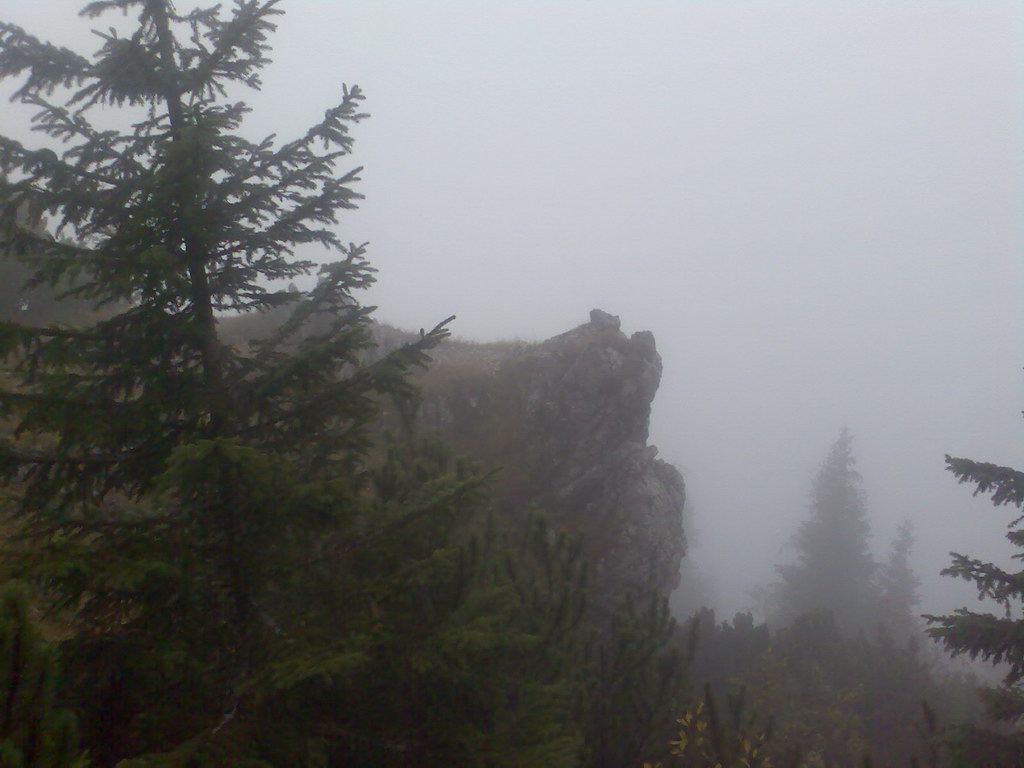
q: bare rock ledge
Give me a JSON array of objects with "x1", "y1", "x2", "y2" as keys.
[{"x1": 404, "y1": 310, "x2": 687, "y2": 613}]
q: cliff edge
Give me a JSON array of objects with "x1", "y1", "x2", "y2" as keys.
[{"x1": 410, "y1": 310, "x2": 686, "y2": 611}]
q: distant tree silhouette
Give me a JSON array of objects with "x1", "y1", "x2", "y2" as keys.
[
  {"x1": 877, "y1": 519, "x2": 922, "y2": 642},
  {"x1": 775, "y1": 428, "x2": 878, "y2": 635}
]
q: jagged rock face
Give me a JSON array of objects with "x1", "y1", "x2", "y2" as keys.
[{"x1": 415, "y1": 310, "x2": 686, "y2": 612}]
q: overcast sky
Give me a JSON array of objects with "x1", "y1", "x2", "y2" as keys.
[{"x1": 4, "y1": 0, "x2": 1023, "y2": 619}]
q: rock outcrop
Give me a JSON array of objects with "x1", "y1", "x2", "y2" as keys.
[{"x1": 412, "y1": 310, "x2": 686, "y2": 612}]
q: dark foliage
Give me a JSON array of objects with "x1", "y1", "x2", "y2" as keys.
[
  {"x1": 580, "y1": 593, "x2": 689, "y2": 768},
  {"x1": 925, "y1": 451, "x2": 1024, "y2": 761},
  {"x1": 0, "y1": 582, "x2": 86, "y2": 768},
  {"x1": 926, "y1": 455, "x2": 1024, "y2": 685}
]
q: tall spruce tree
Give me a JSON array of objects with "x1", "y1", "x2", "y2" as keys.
[
  {"x1": 926, "y1": 454, "x2": 1024, "y2": 731},
  {"x1": 775, "y1": 428, "x2": 878, "y2": 635},
  {"x1": 0, "y1": 1, "x2": 452, "y2": 764}
]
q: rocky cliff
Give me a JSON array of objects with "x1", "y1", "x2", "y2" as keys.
[{"x1": 404, "y1": 310, "x2": 687, "y2": 612}]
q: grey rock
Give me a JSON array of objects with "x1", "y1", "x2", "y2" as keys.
[
  {"x1": 589, "y1": 308, "x2": 621, "y2": 330},
  {"x1": 413, "y1": 313, "x2": 686, "y2": 616}
]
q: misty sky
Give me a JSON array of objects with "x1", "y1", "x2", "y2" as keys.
[{"x1": 3, "y1": 1, "x2": 1023, "y2": 619}]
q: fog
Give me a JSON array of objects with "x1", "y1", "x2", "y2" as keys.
[{"x1": 5, "y1": 0, "x2": 1022, "y2": 620}]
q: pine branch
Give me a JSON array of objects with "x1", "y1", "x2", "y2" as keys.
[
  {"x1": 946, "y1": 455, "x2": 1024, "y2": 509},
  {"x1": 0, "y1": 22, "x2": 94, "y2": 99},
  {"x1": 939, "y1": 552, "x2": 1024, "y2": 609},
  {"x1": 925, "y1": 608, "x2": 1024, "y2": 683}
]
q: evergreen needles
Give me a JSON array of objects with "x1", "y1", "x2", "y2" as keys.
[{"x1": 0, "y1": 1, "x2": 449, "y2": 763}]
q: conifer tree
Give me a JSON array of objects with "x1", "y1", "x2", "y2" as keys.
[
  {"x1": 0, "y1": 1, "x2": 449, "y2": 763},
  {"x1": 775, "y1": 428, "x2": 878, "y2": 635},
  {"x1": 926, "y1": 454, "x2": 1024, "y2": 728}
]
